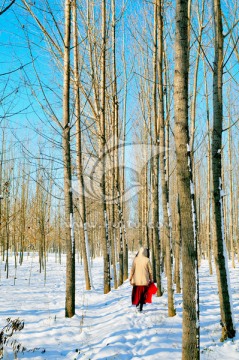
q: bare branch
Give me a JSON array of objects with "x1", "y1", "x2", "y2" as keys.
[
  {"x1": 0, "y1": 0, "x2": 16, "y2": 15},
  {"x1": 0, "y1": 59, "x2": 35, "y2": 77},
  {"x1": 222, "y1": 118, "x2": 239, "y2": 132},
  {"x1": 224, "y1": 19, "x2": 239, "y2": 38}
]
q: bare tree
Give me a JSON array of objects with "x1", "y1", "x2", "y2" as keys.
[
  {"x1": 211, "y1": 0, "x2": 235, "y2": 340},
  {"x1": 72, "y1": 0, "x2": 92, "y2": 291},
  {"x1": 152, "y1": 0, "x2": 162, "y2": 297},
  {"x1": 63, "y1": 0, "x2": 75, "y2": 318},
  {"x1": 157, "y1": 0, "x2": 175, "y2": 316},
  {"x1": 174, "y1": 0, "x2": 199, "y2": 357},
  {"x1": 101, "y1": 0, "x2": 111, "y2": 294}
]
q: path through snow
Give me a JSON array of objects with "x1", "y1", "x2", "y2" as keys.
[{"x1": 1, "y1": 253, "x2": 239, "y2": 359}]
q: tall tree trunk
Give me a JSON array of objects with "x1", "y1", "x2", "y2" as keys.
[
  {"x1": 0, "y1": 131, "x2": 4, "y2": 258},
  {"x1": 101, "y1": 0, "x2": 111, "y2": 294},
  {"x1": 73, "y1": 0, "x2": 91, "y2": 290},
  {"x1": 158, "y1": 0, "x2": 175, "y2": 316},
  {"x1": 236, "y1": 182, "x2": 239, "y2": 263},
  {"x1": 112, "y1": 0, "x2": 123, "y2": 288},
  {"x1": 174, "y1": 192, "x2": 181, "y2": 293},
  {"x1": 109, "y1": 34, "x2": 118, "y2": 290},
  {"x1": 152, "y1": 0, "x2": 162, "y2": 297},
  {"x1": 203, "y1": 59, "x2": 213, "y2": 275},
  {"x1": 5, "y1": 182, "x2": 10, "y2": 279},
  {"x1": 228, "y1": 112, "x2": 235, "y2": 268},
  {"x1": 189, "y1": 0, "x2": 205, "y2": 155},
  {"x1": 63, "y1": 0, "x2": 75, "y2": 318},
  {"x1": 122, "y1": 15, "x2": 128, "y2": 281},
  {"x1": 174, "y1": 0, "x2": 199, "y2": 358},
  {"x1": 221, "y1": 157, "x2": 229, "y2": 254},
  {"x1": 211, "y1": 0, "x2": 235, "y2": 340}
]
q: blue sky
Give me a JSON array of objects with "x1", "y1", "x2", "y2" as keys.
[{"x1": 0, "y1": 0, "x2": 238, "y2": 214}]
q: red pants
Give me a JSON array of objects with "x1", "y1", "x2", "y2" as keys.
[{"x1": 132, "y1": 285, "x2": 148, "y2": 306}]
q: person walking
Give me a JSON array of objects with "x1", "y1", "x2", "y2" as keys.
[{"x1": 129, "y1": 247, "x2": 153, "y2": 312}]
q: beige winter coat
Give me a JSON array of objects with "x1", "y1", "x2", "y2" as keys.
[{"x1": 129, "y1": 247, "x2": 153, "y2": 286}]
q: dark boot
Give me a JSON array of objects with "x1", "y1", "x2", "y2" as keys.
[{"x1": 139, "y1": 303, "x2": 143, "y2": 312}]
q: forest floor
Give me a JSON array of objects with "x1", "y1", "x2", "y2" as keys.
[{"x1": 1, "y1": 253, "x2": 239, "y2": 359}]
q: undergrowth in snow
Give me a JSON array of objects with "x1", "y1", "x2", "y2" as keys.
[{"x1": 1, "y1": 253, "x2": 239, "y2": 359}]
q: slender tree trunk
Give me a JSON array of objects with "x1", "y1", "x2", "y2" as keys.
[
  {"x1": 211, "y1": 0, "x2": 235, "y2": 340},
  {"x1": 73, "y1": 0, "x2": 91, "y2": 290},
  {"x1": 5, "y1": 189, "x2": 10, "y2": 279},
  {"x1": 236, "y1": 182, "x2": 239, "y2": 263},
  {"x1": 203, "y1": 59, "x2": 213, "y2": 275},
  {"x1": 189, "y1": 3, "x2": 204, "y2": 268},
  {"x1": 228, "y1": 113, "x2": 235, "y2": 268},
  {"x1": 101, "y1": 0, "x2": 111, "y2": 294},
  {"x1": 63, "y1": 0, "x2": 75, "y2": 318},
  {"x1": 174, "y1": 0, "x2": 199, "y2": 357},
  {"x1": 189, "y1": 0, "x2": 205, "y2": 155},
  {"x1": 109, "y1": 41, "x2": 118, "y2": 290},
  {"x1": 121, "y1": 14, "x2": 129, "y2": 280},
  {"x1": 221, "y1": 158, "x2": 229, "y2": 254},
  {"x1": 174, "y1": 193, "x2": 181, "y2": 293},
  {"x1": 122, "y1": 17, "x2": 128, "y2": 281},
  {"x1": 152, "y1": 0, "x2": 162, "y2": 297},
  {"x1": 0, "y1": 132, "x2": 4, "y2": 258},
  {"x1": 112, "y1": 0, "x2": 123, "y2": 287},
  {"x1": 158, "y1": 0, "x2": 175, "y2": 316}
]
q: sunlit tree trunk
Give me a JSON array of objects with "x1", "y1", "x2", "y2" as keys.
[
  {"x1": 101, "y1": 0, "x2": 111, "y2": 294},
  {"x1": 174, "y1": 192, "x2": 181, "y2": 293},
  {"x1": 228, "y1": 112, "x2": 235, "y2": 268},
  {"x1": 203, "y1": 58, "x2": 213, "y2": 275},
  {"x1": 63, "y1": 0, "x2": 75, "y2": 318},
  {"x1": 158, "y1": 0, "x2": 175, "y2": 316},
  {"x1": 0, "y1": 131, "x2": 5, "y2": 258},
  {"x1": 174, "y1": 0, "x2": 199, "y2": 357},
  {"x1": 122, "y1": 17, "x2": 128, "y2": 280},
  {"x1": 212, "y1": 0, "x2": 235, "y2": 340},
  {"x1": 73, "y1": 0, "x2": 91, "y2": 290},
  {"x1": 152, "y1": 0, "x2": 162, "y2": 297}
]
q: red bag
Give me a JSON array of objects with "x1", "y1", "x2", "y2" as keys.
[{"x1": 145, "y1": 282, "x2": 158, "y2": 303}]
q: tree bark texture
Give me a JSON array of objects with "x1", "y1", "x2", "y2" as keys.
[
  {"x1": 63, "y1": 0, "x2": 75, "y2": 318},
  {"x1": 212, "y1": 0, "x2": 235, "y2": 341},
  {"x1": 158, "y1": 0, "x2": 175, "y2": 316},
  {"x1": 101, "y1": 0, "x2": 111, "y2": 294},
  {"x1": 174, "y1": 0, "x2": 199, "y2": 357},
  {"x1": 73, "y1": 0, "x2": 92, "y2": 291}
]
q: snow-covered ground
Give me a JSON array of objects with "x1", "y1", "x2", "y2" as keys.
[{"x1": 1, "y1": 252, "x2": 239, "y2": 359}]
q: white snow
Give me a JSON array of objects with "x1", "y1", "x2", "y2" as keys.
[{"x1": 1, "y1": 253, "x2": 239, "y2": 359}]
